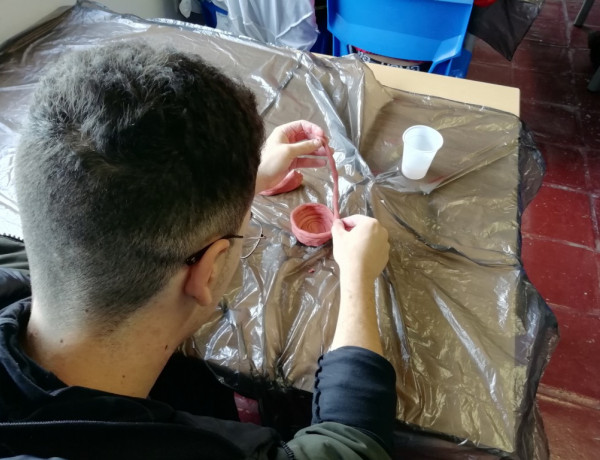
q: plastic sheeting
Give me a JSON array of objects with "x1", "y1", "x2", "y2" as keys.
[{"x1": 0, "y1": 2, "x2": 557, "y2": 458}]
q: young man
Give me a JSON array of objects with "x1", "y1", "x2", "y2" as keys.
[{"x1": 0, "y1": 42, "x2": 396, "y2": 459}]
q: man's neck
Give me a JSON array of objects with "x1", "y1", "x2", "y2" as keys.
[{"x1": 22, "y1": 297, "x2": 194, "y2": 399}]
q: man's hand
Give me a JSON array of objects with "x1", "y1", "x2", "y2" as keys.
[
  {"x1": 255, "y1": 120, "x2": 329, "y2": 195},
  {"x1": 330, "y1": 215, "x2": 390, "y2": 356},
  {"x1": 331, "y1": 216, "x2": 390, "y2": 283}
]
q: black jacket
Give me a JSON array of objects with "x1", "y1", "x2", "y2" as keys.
[{"x1": 0, "y1": 248, "x2": 395, "y2": 459}]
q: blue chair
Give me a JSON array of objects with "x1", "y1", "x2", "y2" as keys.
[
  {"x1": 327, "y1": 0, "x2": 474, "y2": 77},
  {"x1": 200, "y1": 1, "x2": 228, "y2": 29}
]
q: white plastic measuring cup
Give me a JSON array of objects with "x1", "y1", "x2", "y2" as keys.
[{"x1": 401, "y1": 125, "x2": 444, "y2": 180}]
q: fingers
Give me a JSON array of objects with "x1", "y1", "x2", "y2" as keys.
[
  {"x1": 334, "y1": 215, "x2": 390, "y2": 247},
  {"x1": 285, "y1": 138, "x2": 328, "y2": 168},
  {"x1": 290, "y1": 156, "x2": 327, "y2": 169},
  {"x1": 331, "y1": 216, "x2": 376, "y2": 237},
  {"x1": 267, "y1": 121, "x2": 331, "y2": 160},
  {"x1": 285, "y1": 138, "x2": 323, "y2": 157},
  {"x1": 331, "y1": 215, "x2": 390, "y2": 281},
  {"x1": 331, "y1": 218, "x2": 345, "y2": 237},
  {"x1": 339, "y1": 215, "x2": 372, "y2": 229},
  {"x1": 277, "y1": 120, "x2": 328, "y2": 144}
]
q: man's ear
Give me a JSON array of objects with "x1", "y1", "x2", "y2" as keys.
[{"x1": 184, "y1": 239, "x2": 231, "y2": 306}]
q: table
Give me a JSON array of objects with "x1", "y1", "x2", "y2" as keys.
[{"x1": 366, "y1": 63, "x2": 520, "y2": 116}]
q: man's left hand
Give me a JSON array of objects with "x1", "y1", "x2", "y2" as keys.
[{"x1": 255, "y1": 120, "x2": 329, "y2": 195}]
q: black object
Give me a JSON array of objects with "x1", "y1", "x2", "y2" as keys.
[
  {"x1": 468, "y1": 0, "x2": 545, "y2": 60},
  {"x1": 590, "y1": 30, "x2": 600, "y2": 71}
]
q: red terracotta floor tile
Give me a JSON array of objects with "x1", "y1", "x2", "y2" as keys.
[
  {"x1": 586, "y1": 9, "x2": 600, "y2": 28},
  {"x1": 588, "y1": 150, "x2": 600, "y2": 193},
  {"x1": 471, "y1": 38, "x2": 512, "y2": 68},
  {"x1": 573, "y1": 74, "x2": 600, "y2": 113},
  {"x1": 534, "y1": 0, "x2": 567, "y2": 25},
  {"x1": 521, "y1": 237, "x2": 599, "y2": 310},
  {"x1": 570, "y1": 24, "x2": 597, "y2": 50},
  {"x1": 466, "y1": 62, "x2": 512, "y2": 86},
  {"x1": 538, "y1": 143, "x2": 587, "y2": 190},
  {"x1": 540, "y1": 306, "x2": 600, "y2": 399},
  {"x1": 566, "y1": 0, "x2": 600, "y2": 27},
  {"x1": 564, "y1": 0, "x2": 582, "y2": 17},
  {"x1": 528, "y1": 21, "x2": 570, "y2": 47},
  {"x1": 579, "y1": 110, "x2": 600, "y2": 149},
  {"x1": 527, "y1": 3, "x2": 569, "y2": 46},
  {"x1": 571, "y1": 47, "x2": 596, "y2": 75},
  {"x1": 513, "y1": 40, "x2": 571, "y2": 74},
  {"x1": 521, "y1": 101, "x2": 582, "y2": 146},
  {"x1": 522, "y1": 185, "x2": 595, "y2": 247},
  {"x1": 593, "y1": 197, "x2": 600, "y2": 246},
  {"x1": 537, "y1": 392, "x2": 600, "y2": 460},
  {"x1": 513, "y1": 68, "x2": 577, "y2": 106}
]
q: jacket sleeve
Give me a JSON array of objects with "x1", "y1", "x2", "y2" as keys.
[
  {"x1": 283, "y1": 421, "x2": 391, "y2": 460},
  {"x1": 281, "y1": 346, "x2": 397, "y2": 459}
]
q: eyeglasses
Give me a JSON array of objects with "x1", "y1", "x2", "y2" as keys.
[{"x1": 184, "y1": 214, "x2": 265, "y2": 265}]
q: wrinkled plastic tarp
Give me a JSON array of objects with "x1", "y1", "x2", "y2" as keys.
[
  {"x1": 469, "y1": 0, "x2": 546, "y2": 60},
  {"x1": 0, "y1": 2, "x2": 557, "y2": 459}
]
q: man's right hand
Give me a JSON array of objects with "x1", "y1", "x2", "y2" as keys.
[
  {"x1": 331, "y1": 215, "x2": 390, "y2": 283},
  {"x1": 329, "y1": 215, "x2": 390, "y2": 356}
]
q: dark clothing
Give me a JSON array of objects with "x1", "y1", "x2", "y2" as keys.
[
  {"x1": 0, "y1": 237, "x2": 28, "y2": 275},
  {"x1": 0, "y1": 263, "x2": 396, "y2": 459},
  {"x1": 0, "y1": 235, "x2": 29, "y2": 308}
]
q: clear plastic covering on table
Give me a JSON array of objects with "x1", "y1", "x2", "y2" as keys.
[{"x1": 0, "y1": 2, "x2": 557, "y2": 458}]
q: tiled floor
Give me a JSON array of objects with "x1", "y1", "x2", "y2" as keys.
[{"x1": 467, "y1": 0, "x2": 600, "y2": 458}]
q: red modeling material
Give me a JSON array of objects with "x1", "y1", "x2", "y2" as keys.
[
  {"x1": 259, "y1": 170, "x2": 304, "y2": 196},
  {"x1": 290, "y1": 147, "x2": 339, "y2": 246},
  {"x1": 291, "y1": 203, "x2": 335, "y2": 246},
  {"x1": 327, "y1": 147, "x2": 340, "y2": 220}
]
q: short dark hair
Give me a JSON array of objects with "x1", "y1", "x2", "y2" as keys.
[{"x1": 15, "y1": 41, "x2": 264, "y2": 325}]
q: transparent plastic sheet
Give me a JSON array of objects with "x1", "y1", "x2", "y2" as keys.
[
  {"x1": 469, "y1": 0, "x2": 546, "y2": 60},
  {"x1": 0, "y1": 2, "x2": 557, "y2": 458}
]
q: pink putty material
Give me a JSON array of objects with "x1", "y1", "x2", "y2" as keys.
[
  {"x1": 291, "y1": 148, "x2": 339, "y2": 246},
  {"x1": 259, "y1": 170, "x2": 304, "y2": 196}
]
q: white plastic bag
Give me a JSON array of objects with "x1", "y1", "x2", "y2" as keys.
[{"x1": 214, "y1": 0, "x2": 319, "y2": 50}]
